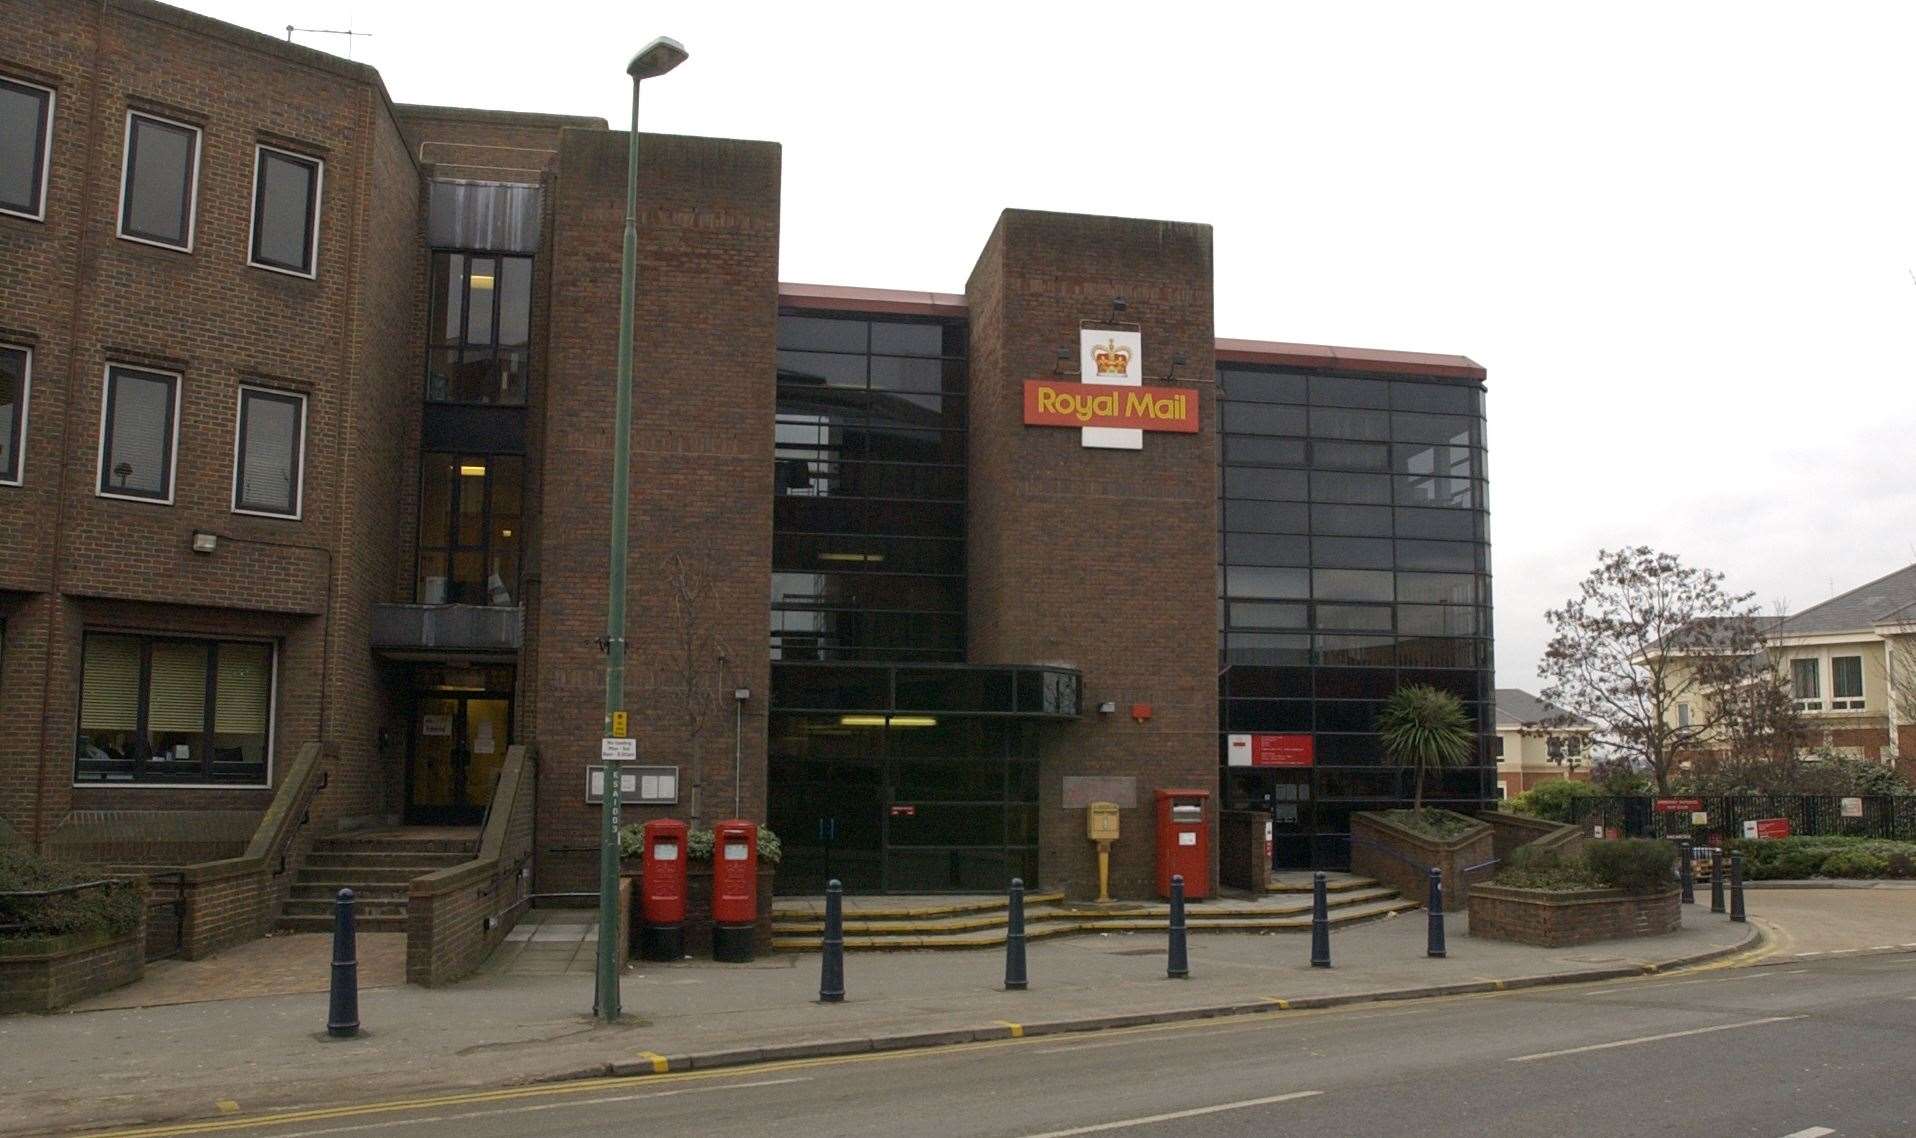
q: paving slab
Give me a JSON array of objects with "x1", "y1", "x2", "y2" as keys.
[{"x1": 0, "y1": 904, "x2": 1759, "y2": 1137}]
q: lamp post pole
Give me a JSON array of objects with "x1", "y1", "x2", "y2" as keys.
[{"x1": 597, "y1": 35, "x2": 687, "y2": 1025}]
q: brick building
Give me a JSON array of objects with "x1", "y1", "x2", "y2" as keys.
[{"x1": 1, "y1": 0, "x2": 1493, "y2": 937}]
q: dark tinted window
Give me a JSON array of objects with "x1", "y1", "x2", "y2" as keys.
[
  {"x1": 98, "y1": 365, "x2": 178, "y2": 501},
  {"x1": 426, "y1": 252, "x2": 532, "y2": 405},
  {"x1": 0, "y1": 344, "x2": 25, "y2": 484}
]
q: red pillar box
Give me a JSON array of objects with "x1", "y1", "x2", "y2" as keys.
[
  {"x1": 1155, "y1": 788, "x2": 1212, "y2": 901},
  {"x1": 711, "y1": 820, "x2": 758, "y2": 963},
  {"x1": 639, "y1": 819, "x2": 688, "y2": 962}
]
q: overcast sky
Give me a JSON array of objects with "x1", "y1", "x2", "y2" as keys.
[{"x1": 184, "y1": 0, "x2": 1916, "y2": 693}]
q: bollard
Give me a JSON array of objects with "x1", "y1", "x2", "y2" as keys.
[
  {"x1": 1710, "y1": 848, "x2": 1726, "y2": 914},
  {"x1": 1166, "y1": 874, "x2": 1190, "y2": 979},
  {"x1": 1729, "y1": 852, "x2": 1746, "y2": 923},
  {"x1": 1426, "y1": 867, "x2": 1446, "y2": 959},
  {"x1": 327, "y1": 888, "x2": 359, "y2": 1039},
  {"x1": 1004, "y1": 878, "x2": 1029, "y2": 991},
  {"x1": 819, "y1": 878, "x2": 845, "y2": 1003},
  {"x1": 1677, "y1": 840, "x2": 1694, "y2": 905},
  {"x1": 1310, "y1": 871, "x2": 1331, "y2": 968}
]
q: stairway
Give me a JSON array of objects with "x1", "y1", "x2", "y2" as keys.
[
  {"x1": 770, "y1": 874, "x2": 1418, "y2": 951},
  {"x1": 278, "y1": 830, "x2": 478, "y2": 932}
]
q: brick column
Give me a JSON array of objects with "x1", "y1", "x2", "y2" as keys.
[{"x1": 965, "y1": 210, "x2": 1219, "y2": 900}]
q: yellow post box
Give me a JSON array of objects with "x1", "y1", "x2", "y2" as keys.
[{"x1": 1087, "y1": 802, "x2": 1120, "y2": 902}]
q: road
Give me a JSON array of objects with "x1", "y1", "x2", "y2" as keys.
[{"x1": 75, "y1": 951, "x2": 1916, "y2": 1138}]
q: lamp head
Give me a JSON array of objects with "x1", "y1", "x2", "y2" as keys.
[{"x1": 628, "y1": 37, "x2": 688, "y2": 80}]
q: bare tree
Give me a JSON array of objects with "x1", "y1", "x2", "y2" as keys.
[
  {"x1": 655, "y1": 548, "x2": 731, "y2": 830},
  {"x1": 1540, "y1": 547, "x2": 1766, "y2": 794}
]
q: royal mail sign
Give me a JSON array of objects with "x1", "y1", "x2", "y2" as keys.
[
  {"x1": 1226, "y1": 733, "x2": 1314, "y2": 768},
  {"x1": 1023, "y1": 380, "x2": 1199, "y2": 434}
]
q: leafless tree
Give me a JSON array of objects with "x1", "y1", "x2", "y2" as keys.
[
  {"x1": 656, "y1": 548, "x2": 731, "y2": 830},
  {"x1": 1540, "y1": 547, "x2": 1767, "y2": 794}
]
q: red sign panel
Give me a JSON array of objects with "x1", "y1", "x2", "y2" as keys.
[
  {"x1": 1654, "y1": 797, "x2": 1704, "y2": 813},
  {"x1": 1228, "y1": 733, "x2": 1314, "y2": 768},
  {"x1": 1023, "y1": 380, "x2": 1199, "y2": 433},
  {"x1": 1745, "y1": 817, "x2": 1792, "y2": 840}
]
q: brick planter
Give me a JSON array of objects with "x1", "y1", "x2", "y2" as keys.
[
  {"x1": 1468, "y1": 885, "x2": 1681, "y2": 947},
  {"x1": 0, "y1": 921, "x2": 146, "y2": 1014},
  {"x1": 622, "y1": 862, "x2": 777, "y2": 958},
  {"x1": 1350, "y1": 811, "x2": 1494, "y2": 906}
]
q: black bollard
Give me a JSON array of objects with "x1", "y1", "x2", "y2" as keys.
[
  {"x1": 1310, "y1": 871, "x2": 1331, "y2": 968},
  {"x1": 1729, "y1": 852, "x2": 1746, "y2": 923},
  {"x1": 1166, "y1": 874, "x2": 1190, "y2": 979},
  {"x1": 1426, "y1": 867, "x2": 1446, "y2": 959},
  {"x1": 1710, "y1": 848, "x2": 1726, "y2": 914},
  {"x1": 327, "y1": 888, "x2": 359, "y2": 1038},
  {"x1": 1004, "y1": 878, "x2": 1029, "y2": 991},
  {"x1": 819, "y1": 879, "x2": 845, "y2": 1003},
  {"x1": 1676, "y1": 840, "x2": 1694, "y2": 905}
]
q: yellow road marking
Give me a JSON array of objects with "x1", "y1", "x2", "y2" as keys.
[
  {"x1": 996, "y1": 1020, "x2": 1024, "y2": 1037},
  {"x1": 1262, "y1": 997, "x2": 1291, "y2": 1009},
  {"x1": 214, "y1": 1103, "x2": 238, "y2": 1116},
  {"x1": 635, "y1": 1051, "x2": 669, "y2": 1074}
]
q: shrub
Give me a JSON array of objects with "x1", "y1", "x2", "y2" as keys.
[
  {"x1": 1507, "y1": 779, "x2": 1603, "y2": 824},
  {"x1": 0, "y1": 846, "x2": 144, "y2": 942},
  {"x1": 1725, "y1": 836, "x2": 1916, "y2": 879},
  {"x1": 617, "y1": 824, "x2": 782, "y2": 865},
  {"x1": 1820, "y1": 850, "x2": 1889, "y2": 878},
  {"x1": 1494, "y1": 845, "x2": 1602, "y2": 891},
  {"x1": 1378, "y1": 809, "x2": 1480, "y2": 841},
  {"x1": 1584, "y1": 838, "x2": 1677, "y2": 893}
]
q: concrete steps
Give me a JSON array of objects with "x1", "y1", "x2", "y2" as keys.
[
  {"x1": 277, "y1": 829, "x2": 478, "y2": 934},
  {"x1": 770, "y1": 882, "x2": 1417, "y2": 952}
]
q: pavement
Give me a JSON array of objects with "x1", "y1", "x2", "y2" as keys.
[{"x1": 2, "y1": 901, "x2": 1764, "y2": 1137}]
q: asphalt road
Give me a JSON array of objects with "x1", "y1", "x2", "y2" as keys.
[{"x1": 77, "y1": 952, "x2": 1916, "y2": 1138}]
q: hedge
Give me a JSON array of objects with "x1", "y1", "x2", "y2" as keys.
[
  {"x1": 0, "y1": 845, "x2": 144, "y2": 941},
  {"x1": 1727, "y1": 835, "x2": 1916, "y2": 880}
]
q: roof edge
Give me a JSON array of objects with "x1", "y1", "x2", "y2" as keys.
[{"x1": 1217, "y1": 338, "x2": 1486, "y2": 382}]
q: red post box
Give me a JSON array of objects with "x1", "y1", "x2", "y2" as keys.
[
  {"x1": 638, "y1": 819, "x2": 687, "y2": 962},
  {"x1": 711, "y1": 819, "x2": 758, "y2": 962},
  {"x1": 1154, "y1": 788, "x2": 1211, "y2": 900}
]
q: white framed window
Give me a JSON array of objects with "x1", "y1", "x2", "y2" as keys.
[
  {"x1": 0, "y1": 74, "x2": 55, "y2": 221},
  {"x1": 1676, "y1": 703, "x2": 1692, "y2": 728},
  {"x1": 232, "y1": 385, "x2": 306, "y2": 518},
  {"x1": 1790, "y1": 657, "x2": 1822, "y2": 712},
  {"x1": 1831, "y1": 655, "x2": 1865, "y2": 710},
  {"x1": 97, "y1": 364, "x2": 180, "y2": 504},
  {"x1": 0, "y1": 343, "x2": 28, "y2": 485},
  {"x1": 74, "y1": 632, "x2": 275, "y2": 786},
  {"x1": 117, "y1": 110, "x2": 200, "y2": 251},
  {"x1": 248, "y1": 145, "x2": 322, "y2": 277}
]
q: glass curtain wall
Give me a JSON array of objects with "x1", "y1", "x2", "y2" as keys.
[
  {"x1": 1217, "y1": 366, "x2": 1495, "y2": 868},
  {"x1": 773, "y1": 315, "x2": 967, "y2": 661}
]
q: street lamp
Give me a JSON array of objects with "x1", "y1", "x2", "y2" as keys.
[{"x1": 597, "y1": 33, "x2": 687, "y2": 1025}]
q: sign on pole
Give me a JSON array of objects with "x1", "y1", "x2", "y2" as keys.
[{"x1": 601, "y1": 737, "x2": 637, "y2": 761}]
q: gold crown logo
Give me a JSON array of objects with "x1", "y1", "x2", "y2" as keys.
[{"x1": 1091, "y1": 338, "x2": 1132, "y2": 377}]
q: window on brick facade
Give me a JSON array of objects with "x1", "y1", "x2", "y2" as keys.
[
  {"x1": 248, "y1": 145, "x2": 322, "y2": 276},
  {"x1": 425, "y1": 252, "x2": 531, "y2": 405},
  {"x1": 118, "y1": 111, "x2": 200, "y2": 250},
  {"x1": 233, "y1": 386, "x2": 305, "y2": 518},
  {"x1": 97, "y1": 364, "x2": 179, "y2": 503},
  {"x1": 0, "y1": 75, "x2": 54, "y2": 220},
  {"x1": 75, "y1": 633, "x2": 274, "y2": 784},
  {"x1": 416, "y1": 452, "x2": 521, "y2": 606},
  {"x1": 0, "y1": 344, "x2": 28, "y2": 485}
]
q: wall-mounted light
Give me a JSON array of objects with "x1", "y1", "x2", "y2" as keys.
[
  {"x1": 191, "y1": 532, "x2": 218, "y2": 554},
  {"x1": 1110, "y1": 296, "x2": 1127, "y2": 316},
  {"x1": 1053, "y1": 346, "x2": 1074, "y2": 376},
  {"x1": 733, "y1": 688, "x2": 751, "y2": 702},
  {"x1": 1098, "y1": 701, "x2": 1117, "y2": 715},
  {"x1": 1164, "y1": 351, "x2": 1187, "y2": 382}
]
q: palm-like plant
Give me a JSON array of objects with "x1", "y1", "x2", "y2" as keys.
[{"x1": 1378, "y1": 684, "x2": 1476, "y2": 814}]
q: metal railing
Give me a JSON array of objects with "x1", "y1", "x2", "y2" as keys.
[
  {"x1": 1577, "y1": 795, "x2": 1916, "y2": 843},
  {"x1": 0, "y1": 877, "x2": 144, "y2": 941}
]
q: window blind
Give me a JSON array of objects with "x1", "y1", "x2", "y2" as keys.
[
  {"x1": 147, "y1": 641, "x2": 208, "y2": 732},
  {"x1": 79, "y1": 635, "x2": 141, "y2": 732},
  {"x1": 214, "y1": 644, "x2": 272, "y2": 734},
  {"x1": 238, "y1": 390, "x2": 299, "y2": 513},
  {"x1": 105, "y1": 368, "x2": 173, "y2": 497}
]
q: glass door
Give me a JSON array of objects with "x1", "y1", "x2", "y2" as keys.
[
  {"x1": 1270, "y1": 770, "x2": 1314, "y2": 870},
  {"x1": 407, "y1": 694, "x2": 512, "y2": 824}
]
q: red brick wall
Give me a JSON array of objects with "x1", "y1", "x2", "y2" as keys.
[
  {"x1": 406, "y1": 746, "x2": 536, "y2": 985},
  {"x1": 0, "y1": 921, "x2": 146, "y2": 1013},
  {"x1": 1468, "y1": 885, "x2": 1680, "y2": 947},
  {"x1": 0, "y1": 0, "x2": 422, "y2": 844},
  {"x1": 532, "y1": 128, "x2": 779, "y2": 891},
  {"x1": 964, "y1": 210, "x2": 1218, "y2": 899}
]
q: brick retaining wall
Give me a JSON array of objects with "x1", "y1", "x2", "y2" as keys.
[
  {"x1": 407, "y1": 746, "x2": 537, "y2": 986},
  {"x1": 0, "y1": 908, "x2": 147, "y2": 1014},
  {"x1": 1350, "y1": 812, "x2": 1494, "y2": 905},
  {"x1": 1468, "y1": 885, "x2": 1680, "y2": 948}
]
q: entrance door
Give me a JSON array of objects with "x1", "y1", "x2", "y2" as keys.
[
  {"x1": 1269, "y1": 770, "x2": 1314, "y2": 870},
  {"x1": 407, "y1": 695, "x2": 511, "y2": 824}
]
